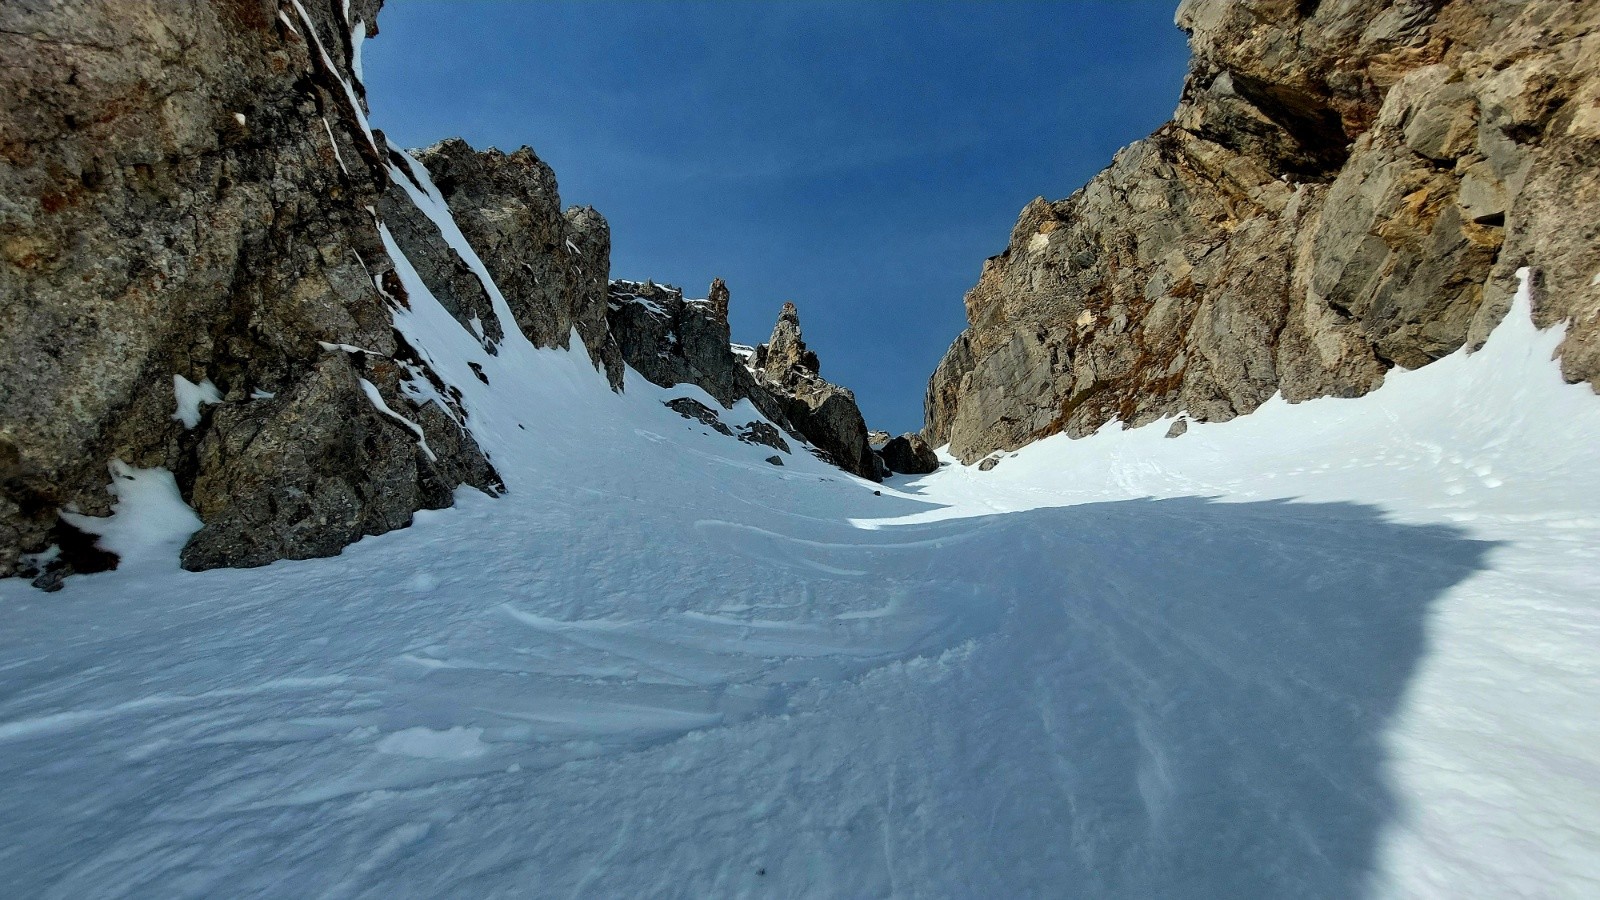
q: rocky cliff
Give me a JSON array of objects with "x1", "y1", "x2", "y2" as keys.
[
  {"x1": 1, "y1": 0, "x2": 889, "y2": 587},
  {"x1": 0, "y1": 0, "x2": 500, "y2": 583},
  {"x1": 609, "y1": 280, "x2": 882, "y2": 480},
  {"x1": 926, "y1": 0, "x2": 1600, "y2": 463}
]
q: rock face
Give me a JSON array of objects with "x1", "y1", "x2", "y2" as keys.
[
  {"x1": 608, "y1": 282, "x2": 882, "y2": 481},
  {"x1": 0, "y1": 0, "x2": 505, "y2": 581},
  {"x1": 408, "y1": 139, "x2": 622, "y2": 385},
  {"x1": 751, "y1": 304, "x2": 880, "y2": 480},
  {"x1": 608, "y1": 279, "x2": 772, "y2": 412},
  {"x1": 881, "y1": 433, "x2": 939, "y2": 475},
  {"x1": 926, "y1": 0, "x2": 1600, "y2": 463},
  {"x1": 0, "y1": 0, "x2": 666, "y2": 582}
]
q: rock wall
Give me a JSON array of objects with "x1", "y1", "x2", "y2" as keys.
[
  {"x1": 409, "y1": 138, "x2": 622, "y2": 386},
  {"x1": 0, "y1": 0, "x2": 564, "y2": 583},
  {"x1": 609, "y1": 280, "x2": 882, "y2": 481},
  {"x1": 0, "y1": 0, "x2": 892, "y2": 587},
  {"x1": 926, "y1": 0, "x2": 1600, "y2": 462}
]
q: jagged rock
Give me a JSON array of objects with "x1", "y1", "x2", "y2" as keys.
[
  {"x1": 409, "y1": 139, "x2": 623, "y2": 385},
  {"x1": 765, "y1": 455, "x2": 784, "y2": 466},
  {"x1": 881, "y1": 433, "x2": 939, "y2": 474},
  {"x1": 868, "y1": 430, "x2": 891, "y2": 447},
  {"x1": 0, "y1": 0, "x2": 505, "y2": 580},
  {"x1": 609, "y1": 280, "x2": 774, "y2": 412},
  {"x1": 664, "y1": 397, "x2": 734, "y2": 437},
  {"x1": 1166, "y1": 418, "x2": 1189, "y2": 439},
  {"x1": 183, "y1": 351, "x2": 497, "y2": 570},
  {"x1": 606, "y1": 279, "x2": 876, "y2": 478},
  {"x1": 926, "y1": 0, "x2": 1600, "y2": 463},
  {"x1": 736, "y1": 422, "x2": 791, "y2": 454},
  {"x1": 754, "y1": 302, "x2": 821, "y2": 377},
  {"x1": 750, "y1": 304, "x2": 879, "y2": 481}
]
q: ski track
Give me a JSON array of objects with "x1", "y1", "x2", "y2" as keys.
[{"x1": 2, "y1": 267, "x2": 1598, "y2": 896}]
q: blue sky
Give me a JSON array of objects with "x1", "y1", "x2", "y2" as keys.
[{"x1": 365, "y1": 1, "x2": 1190, "y2": 434}]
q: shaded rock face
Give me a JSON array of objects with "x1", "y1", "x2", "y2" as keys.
[
  {"x1": 881, "y1": 433, "x2": 939, "y2": 475},
  {"x1": 0, "y1": 0, "x2": 505, "y2": 579},
  {"x1": 926, "y1": 0, "x2": 1600, "y2": 462},
  {"x1": 408, "y1": 139, "x2": 622, "y2": 386},
  {"x1": 607, "y1": 279, "x2": 775, "y2": 413},
  {"x1": 609, "y1": 282, "x2": 880, "y2": 481},
  {"x1": 751, "y1": 304, "x2": 879, "y2": 481}
]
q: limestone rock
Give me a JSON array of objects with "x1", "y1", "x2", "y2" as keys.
[
  {"x1": 608, "y1": 280, "x2": 768, "y2": 411},
  {"x1": 0, "y1": 0, "x2": 500, "y2": 579},
  {"x1": 881, "y1": 433, "x2": 939, "y2": 475},
  {"x1": 183, "y1": 351, "x2": 497, "y2": 570},
  {"x1": 750, "y1": 304, "x2": 879, "y2": 481},
  {"x1": 410, "y1": 139, "x2": 623, "y2": 385},
  {"x1": 607, "y1": 279, "x2": 876, "y2": 480},
  {"x1": 926, "y1": 0, "x2": 1600, "y2": 463}
]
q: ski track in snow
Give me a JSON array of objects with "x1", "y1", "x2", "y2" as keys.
[{"x1": 3, "y1": 236, "x2": 1598, "y2": 900}]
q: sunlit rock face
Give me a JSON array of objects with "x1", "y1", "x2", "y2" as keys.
[
  {"x1": 0, "y1": 0, "x2": 491, "y2": 579},
  {"x1": 926, "y1": 0, "x2": 1600, "y2": 462}
]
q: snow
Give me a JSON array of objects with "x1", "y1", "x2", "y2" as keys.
[
  {"x1": 5, "y1": 186, "x2": 1598, "y2": 900},
  {"x1": 320, "y1": 115, "x2": 350, "y2": 176},
  {"x1": 610, "y1": 291, "x2": 671, "y2": 319},
  {"x1": 171, "y1": 374, "x2": 220, "y2": 428},
  {"x1": 351, "y1": 20, "x2": 367, "y2": 85},
  {"x1": 59, "y1": 461, "x2": 201, "y2": 575}
]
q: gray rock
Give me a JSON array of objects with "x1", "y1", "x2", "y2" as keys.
[
  {"x1": 881, "y1": 433, "x2": 939, "y2": 474},
  {"x1": 750, "y1": 304, "x2": 879, "y2": 481},
  {"x1": 0, "y1": 0, "x2": 507, "y2": 579},
  {"x1": 411, "y1": 139, "x2": 622, "y2": 385},
  {"x1": 183, "y1": 351, "x2": 497, "y2": 571},
  {"x1": 736, "y1": 422, "x2": 791, "y2": 454},
  {"x1": 664, "y1": 397, "x2": 734, "y2": 437},
  {"x1": 1165, "y1": 418, "x2": 1189, "y2": 439},
  {"x1": 608, "y1": 279, "x2": 876, "y2": 480},
  {"x1": 609, "y1": 280, "x2": 756, "y2": 410}
]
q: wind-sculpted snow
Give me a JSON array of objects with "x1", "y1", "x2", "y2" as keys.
[{"x1": 0, "y1": 276, "x2": 1596, "y2": 896}]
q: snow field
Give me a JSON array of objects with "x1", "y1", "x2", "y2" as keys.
[{"x1": 1, "y1": 137, "x2": 1595, "y2": 898}]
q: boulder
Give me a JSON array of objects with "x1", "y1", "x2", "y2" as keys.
[{"x1": 881, "y1": 433, "x2": 939, "y2": 474}]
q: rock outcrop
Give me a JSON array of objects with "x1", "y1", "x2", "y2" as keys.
[
  {"x1": 751, "y1": 303, "x2": 880, "y2": 480},
  {"x1": 608, "y1": 281, "x2": 882, "y2": 481},
  {"x1": 926, "y1": 0, "x2": 1600, "y2": 462},
  {"x1": 0, "y1": 0, "x2": 513, "y2": 581},
  {"x1": 881, "y1": 433, "x2": 939, "y2": 475},
  {"x1": 407, "y1": 139, "x2": 622, "y2": 385}
]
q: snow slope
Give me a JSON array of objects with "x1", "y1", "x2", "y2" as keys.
[{"x1": 2, "y1": 185, "x2": 1597, "y2": 900}]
